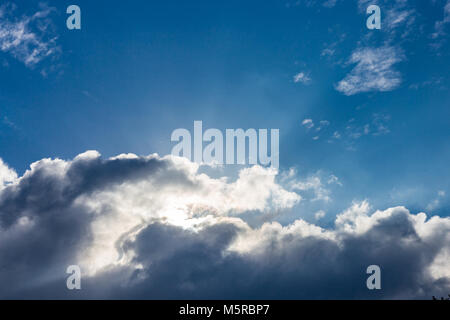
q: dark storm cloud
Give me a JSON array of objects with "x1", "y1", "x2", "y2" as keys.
[
  {"x1": 0, "y1": 152, "x2": 191, "y2": 298},
  {"x1": 0, "y1": 152, "x2": 448, "y2": 299},
  {"x1": 91, "y1": 212, "x2": 448, "y2": 300},
  {"x1": 0, "y1": 153, "x2": 182, "y2": 227}
]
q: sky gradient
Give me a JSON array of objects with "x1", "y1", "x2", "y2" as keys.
[{"x1": 0, "y1": 0, "x2": 449, "y2": 299}]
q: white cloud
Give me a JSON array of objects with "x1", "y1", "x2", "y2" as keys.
[
  {"x1": 0, "y1": 158, "x2": 17, "y2": 190},
  {"x1": 373, "y1": 0, "x2": 416, "y2": 37},
  {"x1": 327, "y1": 174, "x2": 342, "y2": 186},
  {"x1": 231, "y1": 200, "x2": 450, "y2": 287},
  {"x1": 321, "y1": 48, "x2": 335, "y2": 57},
  {"x1": 335, "y1": 200, "x2": 374, "y2": 234},
  {"x1": 0, "y1": 3, "x2": 59, "y2": 67},
  {"x1": 333, "y1": 199, "x2": 450, "y2": 284},
  {"x1": 293, "y1": 72, "x2": 311, "y2": 84},
  {"x1": 336, "y1": 46, "x2": 404, "y2": 96},
  {"x1": 1, "y1": 152, "x2": 299, "y2": 275},
  {"x1": 301, "y1": 118, "x2": 314, "y2": 129},
  {"x1": 432, "y1": 0, "x2": 450, "y2": 38},
  {"x1": 291, "y1": 175, "x2": 332, "y2": 202},
  {"x1": 314, "y1": 210, "x2": 326, "y2": 220},
  {"x1": 0, "y1": 152, "x2": 449, "y2": 298}
]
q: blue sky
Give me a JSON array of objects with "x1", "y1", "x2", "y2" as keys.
[
  {"x1": 2, "y1": 0, "x2": 450, "y2": 226},
  {"x1": 1, "y1": 1, "x2": 450, "y2": 224},
  {"x1": 0, "y1": 0, "x2": 450, "y2": 299}
]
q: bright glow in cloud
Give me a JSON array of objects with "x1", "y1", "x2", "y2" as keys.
[
  {"x1": 0, "y1": 158, "x2": 17, "y2": 190},
  {"x1": 0, "y1": 151, "x2": 448, "y2": 299}
]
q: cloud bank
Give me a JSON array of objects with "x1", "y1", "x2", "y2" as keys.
[{"x1": 0, "y1": 151, "x2": 449, "y2": 299}]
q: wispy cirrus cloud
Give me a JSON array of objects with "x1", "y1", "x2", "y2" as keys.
[
  {"x1": 432, "y1": 0, "x2": 450, "y2": 39},
  {"x1": 322, "y1": 0, "x2": 338, "y2": 8},
  {"x1": 358, "y1": 0, "x2": 416, "y2": 33},
  {"x1": 301, "y1": 118, "x2": 315, "y2": 130},
  {"x1": 286, "y1": 0, "x2": 339, "y2": 9},
  {"x1": 335, "y1": 46, "x2": 404, "y2": 96},
  {"x1": 293, "y1": 71, "x2": 311, "y2": 84},
  {"x1": 0, "y1": 158, "x2": 17, "y2": 190},
  {"x1": 302, "y1": 114, "x2": 391, "y2": 150},
  {"x1": 0, "y1": 3, "x2": 60, "y2": 68}
]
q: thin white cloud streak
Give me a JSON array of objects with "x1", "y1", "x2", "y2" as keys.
[
  {"x1": 432, "y1": 0, "x2": 450, "y2": 38},
  {"x1": 293, "y1": 72, "x2": 311, "y2": 84},
  {"x1": 323, "y1": 0, "x2": 338, "y2": 8},
  {"x1": 335, "y1": 46, "x2": 404, "y2": 96},
  {"x1": 0, "y1": 3, "x2": 59, "y2": 67},
  {"x1": 301, "y1": 118, "x2": 314, "y2": 129}
]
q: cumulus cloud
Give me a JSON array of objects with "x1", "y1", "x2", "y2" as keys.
[
  {"x1": 0, "y1": 152, "x2": 300, "y2": 278},
  {"x1": 0, "y1": 151, "x2": 449, "y2": 299},
  {"x1": 290, "y1": 173, "x2": 339, "y2": 202},
  {"x1": 0, "y1": 3, "x2": 59, "y2": 67},
  {"x1": 0, "y1": 158, "x2": 17, "y2": 190},
  {"x1": 336, "y1": 46, "x2": 404, "y2": 96}
]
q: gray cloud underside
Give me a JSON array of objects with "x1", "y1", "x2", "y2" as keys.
[{"x1": 0, "y1": 152, "x2": 449, "y2": 299}]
